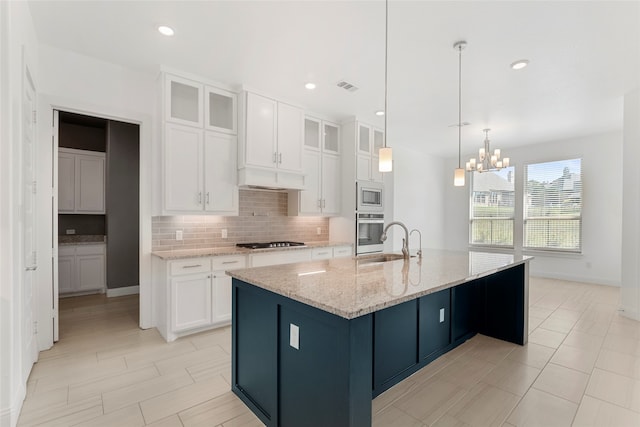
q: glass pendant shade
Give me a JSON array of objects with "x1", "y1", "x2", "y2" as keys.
[
  {"x1": 379, "y1": 147, "x2": 393, "y2": 172},
  {"x1": 454, "y1": 167, "x2": 465, "y2": 186}
]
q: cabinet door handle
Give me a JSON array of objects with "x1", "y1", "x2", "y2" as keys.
[
  {"x1": 273, "y1": 152, "x2": 277, "y2": 163},
  {"x1": 182, "y1": 264, "x2": 202, "y2": 269},
  {"x1": 222, "y1": 260, "x2": 239, "y2": 264},
  {"x1": 317, "y1": 252, "x2": 328, "y2": 256},
  {"x1": 317, "y1": 199, "x2": 321, "y2": 208},
  {"x1": 25, "y1": 266, "x2": 37, "y2": 271},
  {"x1": 279, "y1": 153, "x2": 282, "y2": 164},
  {"x1": 206, "y1": 192, "x2": 210, "y2": 205},
  {"x1": 198, "y1": 192, "x2": 202, "y2": 204},
  {"x1": 322, "y1": 199, "x2": 326, "y2": 208}
]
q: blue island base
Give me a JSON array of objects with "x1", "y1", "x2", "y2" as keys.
[{"x1": 232, "y1": 263, "x2": 527, "y2": 427}]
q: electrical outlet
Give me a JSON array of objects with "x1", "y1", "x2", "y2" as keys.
[
  {"x1": 221, "y1": 229, "x2": 228, "y2": 239},
  {"x1": 66, "y1": 229, "x2": 76, "y2": 235},
  {"x1": 175, "y1": 230, "x2": 183, "y2": 241},
  {"x1": 316, "y1": 227, "x2": 321, "y2": 235},
  {"x1": 290, "y1": 323, "x2": 299, "y2": 350}
]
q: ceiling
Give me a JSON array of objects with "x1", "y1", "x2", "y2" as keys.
[{"x1": 28, "y1": 1, "x2": 640, "y2": 158}]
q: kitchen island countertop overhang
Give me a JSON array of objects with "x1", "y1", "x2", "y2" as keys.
[{"x1": 226, "y1": 248, "x2": 533, "y2": 319}]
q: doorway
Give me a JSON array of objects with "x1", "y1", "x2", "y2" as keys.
[{"x1": 54, "y1": 110, "x2": 140, "y2": 341}]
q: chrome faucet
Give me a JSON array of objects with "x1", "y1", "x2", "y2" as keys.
[
  {"x1": 410, "y1": 229, "x2": 422, "y2": 258},
  {"x1": 380, "y1": 221, "x2": 410, "y2": 260}
]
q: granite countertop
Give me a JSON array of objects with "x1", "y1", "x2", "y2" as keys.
[
  {"x1": 59, "y1": 235, "x2": 106, "y2": 246},
  {"x1": 228, "y1": 249, "x2": 533, "y2": 320},
  {"x1": 151, "y1": 241, "x2": 353, "y2": 260}
]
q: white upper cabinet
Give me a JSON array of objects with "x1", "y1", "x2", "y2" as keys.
[
  {"x1": 58, "y1": 148, "x2": 105, "y2": 214},
  {"x1": 164, "y1": 124, "x2": 203, "y2": 212},
  {"x1": 345, "y1": 120, "x2": 384, "y2": 183},
  {"x1": 358, "y1": 123, "x2": 371, "y2": 154},
  {"x1": 164, "y1": 123, "x2": 238, "y2": 215},
  {"x1": 58, "y1": 152, "x2": 76, "y2": 212},
  {"x1": 290, "y1": 117, "x2": 341, "y2": 216},
  {"x1": 203, "y1": 132, "x2": 238, "y2": 214},
  {"x1": 204, "y1": 85, "x2": 237, "y2": 134},
  {"x1": 276, "y1": 102, "x2": 304, "y2": 172},
  {"x1": 244, "y1": 92, "x2": 278, "y2": 169},
  {"x1": 165, "y1": 74, "x2": 204, "y2": 128},
  {"x1": 160, "y1": 71, "x2": 239, "y2": 215},
  {"x1": 324, "y1": 122, "x2": 340, "y2": 154},
  {"x1": 238, "y1": 91, "x2": 305, "y2": 189}
]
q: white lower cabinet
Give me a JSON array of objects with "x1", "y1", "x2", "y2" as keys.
[
  {"x1": 161, "y1": 255, "x2": 245, "y2": 341},
  {"x1": 171, "y1": 273, "x2": 213, "y2": 332},
  {"x1": 332, "y1": 245, "x2": 353, "y2": 258},
  {"x1": 153, "y1": 245, "x2": 352, "y2": 342},
  {"x1": 58, "y1": 244, "x2": 106, "y2": 295}
]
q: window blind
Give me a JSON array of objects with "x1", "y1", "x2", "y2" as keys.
[
  {"x1": 469, "y1": 168, "x2": 515, "y2": 247},
  {"x1": 524, "y1": 159, "x2": 582, "y2": 252}
]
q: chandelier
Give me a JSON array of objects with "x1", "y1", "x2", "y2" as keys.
[{"x1": 465, "y1": 128, "x2": 510, "y2": 172}]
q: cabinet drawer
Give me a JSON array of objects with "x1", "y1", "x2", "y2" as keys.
[
  {"x1": 311, "y1": 248, "x2": 333, "y2": 260},
  {"x1": 170, "y1": 258, "x2": 211, "y2": 276},
  {"x1": 59, "y1": 245, "x2": 76, "y2": 256},
  {"x1": 211, "y1": 255, "x2": 246, "y2": 271},
  {"x1": 75, "y1": 244, "x2": 106, "y2": 256},
  {"x1": 332, "y1": 246, "x2": 352, "y2": 258}
]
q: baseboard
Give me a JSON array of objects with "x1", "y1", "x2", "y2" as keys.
[
  {"x1": 618, "y1": 307, "x2": 640, "y2": 321},
  {"x1": 530, "y1": 271, "x2": 621, "y2": 287},
  {"x1": 1, "y1": 382, "x2": 25, "y2": 427},
  {"x1": 106, "y1": 285, "x2": 140, "y2": 298}
]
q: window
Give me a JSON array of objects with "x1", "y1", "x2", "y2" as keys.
[
  {"x1": 524, "y1": 159, "x2": 582, "y2": 252},
  {"x1": 470, "y1": 168, "x2": 515, "y2": 247}
]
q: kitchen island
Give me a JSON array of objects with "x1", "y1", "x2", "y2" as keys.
[{"x1": 228, "y1": 249, "x2": 532, "y2": 427}]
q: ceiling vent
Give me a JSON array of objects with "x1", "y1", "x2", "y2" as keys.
[{"x1": 336, "y1": 80, "x2": 359, "y2": 92}]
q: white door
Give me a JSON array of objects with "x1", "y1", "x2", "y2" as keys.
[
  {"x1": 276, "y1": 102, "x2": 303, "y2": 172},
  {"x1": 22, "y1": 60, "x2": 38, "y2": 381},
  {"x1": 53, "y1": 110, "x2": 59, "y2": 341},
  {"x1": 164, "y1": 124, "x2": 203, "y2": 212},
  {"x1": 204, "y1": 132, "x2": 238, "y2": 213}
]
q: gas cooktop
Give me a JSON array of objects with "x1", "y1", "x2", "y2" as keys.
[{"x1": 236, "y1": 241, "x2": 306, "y2": 249}]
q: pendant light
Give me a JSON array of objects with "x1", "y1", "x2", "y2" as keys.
[
  {"x1": 378, "y1": 0, "x2": 392, "y2": 172},
  {"x1": 453, "y1": 41, "x2": 467, "y2": 187}
]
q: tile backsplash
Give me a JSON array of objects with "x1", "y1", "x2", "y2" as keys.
[{"x1": 152, "y1": 189, "x2": 331, "y2": 251}]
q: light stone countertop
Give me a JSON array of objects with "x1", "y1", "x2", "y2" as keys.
[
  {"x1": 228, "y1": 248, "x2": 533, "y2": 319},
  {"x1": 151, "y1": 241, "x2": 353, "y2": 260}
]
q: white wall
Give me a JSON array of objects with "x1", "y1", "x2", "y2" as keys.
[
  {"x1": 390, "y1": 145, "x2": 445, "y2": 252},
  {"x1": 0, "y1": 2, "x2": 39, "y2": 425},
  {"x1": 444, "y1": 131, "x2": 623, "y2": 286},
  {"x1": 620, "y1": 88, "x2": 640, "y2": 319},
  {"x1": 35, "y1": 44, "x2": 157, "y2": 352}
]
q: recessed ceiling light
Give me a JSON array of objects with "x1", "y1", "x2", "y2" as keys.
[
  {"x1": 158, "y1": 25, "x2": 175, "y2": 36},
  {"x1": 510, "y1": 59, "x2": 529, "y2": 70},
  {"x1": 375, "y1": 110, "x2": 385, "y2": 116},
  {"x1": 305, "y1": 82, "x2": 316, "y2": 90}
]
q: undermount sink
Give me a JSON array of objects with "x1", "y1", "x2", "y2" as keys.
[{"x1": 355, "y1": 253, "x2": 411, "y2": 264}]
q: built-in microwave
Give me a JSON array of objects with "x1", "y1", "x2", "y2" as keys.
[{"x1": 356, "y1": 181, "x2": 383, "y2": 212}]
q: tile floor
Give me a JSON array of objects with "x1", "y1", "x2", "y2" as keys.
[{"x1": 18, "y1": 277, "x2": 640, "y2": 426}]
